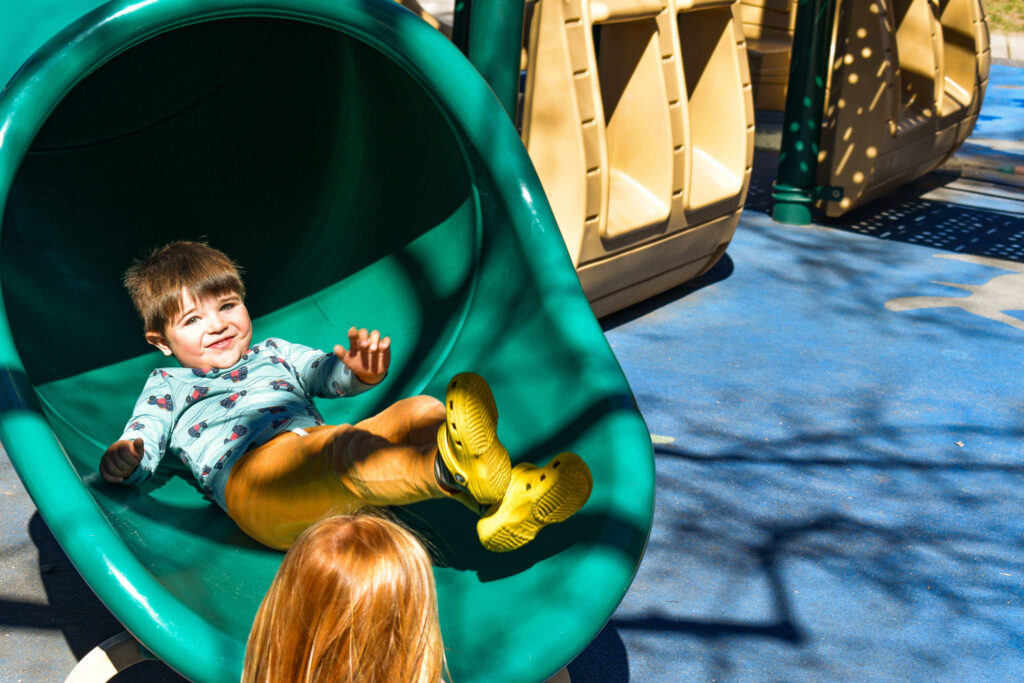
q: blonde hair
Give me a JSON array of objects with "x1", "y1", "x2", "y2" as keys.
[
  {"x1": 243, "y1": 515, "x2": 447, "y2": 683},
  {"x1": 123, "y1": 240, "x2": 245, "y2": 333}
]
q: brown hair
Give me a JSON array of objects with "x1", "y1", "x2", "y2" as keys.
[
  {"x1": 243, "y1": 515, "x2": 447, "y2": 683},
  {"x1": 123, "y1": 241, "x2": 245, "y2": 333}
]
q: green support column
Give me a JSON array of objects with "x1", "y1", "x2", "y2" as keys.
[
  {"x1": 452, "y1": 0, "x2": 472, "y2": 56},
  {"x1": 452, "y1": 0, "x2": 525, "y2": 122},
  {"x1": 771, "y1": 0, "x2": 839, "y2": 225}
]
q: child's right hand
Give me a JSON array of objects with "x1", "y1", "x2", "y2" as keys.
[
  {"x1": 100, "y1": 438, "x2": 144, "y2": 483},
  {"x1": 334, "y1": 327, "x2": 391, "y2": 385}
]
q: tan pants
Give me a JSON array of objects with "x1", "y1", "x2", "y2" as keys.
[{"x1": 224, "y1": 395, "x2": 447, "y2": 550}]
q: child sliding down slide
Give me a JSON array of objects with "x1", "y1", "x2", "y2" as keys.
[{"x1": 100, "y1": 241, "x2": 592, "y2": 551}]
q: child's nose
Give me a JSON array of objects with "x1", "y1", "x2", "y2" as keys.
[{"x1": 206, "y1": 313, "x2": 227, "y2": 333}]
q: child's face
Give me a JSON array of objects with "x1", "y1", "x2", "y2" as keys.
[{"x1": 145, "y1": 288, "x2": 253, "y2": 369}]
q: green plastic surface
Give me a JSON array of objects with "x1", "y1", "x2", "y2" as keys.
[{"x1": 0, "y1": 1, "x2": 654, "y2": 681}]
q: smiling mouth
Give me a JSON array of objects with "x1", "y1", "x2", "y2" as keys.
[{"x1": 207, "y1": 336, "x2": 235, "y2": 350}]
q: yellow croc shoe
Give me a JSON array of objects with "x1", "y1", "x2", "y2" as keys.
[
  {"x1": 436, "y1": 372, "x2": 512, "y2": 505},
  {"x1": 477, "y1": 452, "x2": 593, "y2": 553}
]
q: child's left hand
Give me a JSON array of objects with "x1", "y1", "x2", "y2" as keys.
[{"x1": 335, "y1": 327, "x2": 391, "y2": 385}]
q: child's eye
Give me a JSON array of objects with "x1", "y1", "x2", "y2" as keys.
[
  {"x1": 221, "y1": 302, "x2": 235, "y2": 312},
  {"x1": 184, "y1": 316, "x2": 200, "y2": 326}
]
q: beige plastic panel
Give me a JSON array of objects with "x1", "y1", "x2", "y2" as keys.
[
  {"x1": 944, "y1": 0, "x2": 990, "y2": 148},
  {"x1": 598, "y1": 18, "x2": 674, "y2": 240},
  {"x1": 816, "y1": 0, "x2": 988, "y2": 217},
  {"x1": 740, "y1": 0, "x2": 795, "y2": 110},
  {"x1": 522, "y1": 0, "x2": 753, "y2": 316},
  {"x1": 395, "y1": 0, "x2": 453, "y2": 38},
  {"x1": 678, "y1": 5, "x2": 752, "y2": 222}
]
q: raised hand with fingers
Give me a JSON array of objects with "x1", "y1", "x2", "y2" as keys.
[
  {"x1": 100, "y1": 437, "x2": 144, "y2": 483},
  {"x1": 334, "y1": 327, "x2": 391, "y2": 385}
]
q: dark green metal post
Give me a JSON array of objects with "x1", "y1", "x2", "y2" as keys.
[
  {"x1": 452, "y1": 0, "x2": 472, "y2": 56},
  {"x1": 771, "y1": 0, "x2": 839, "y2": 225},
  {"x1": 452, "y1": 0, "x2": 525, "y2": 123}
]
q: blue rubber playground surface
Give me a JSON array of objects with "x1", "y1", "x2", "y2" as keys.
[
  {"x1": 2, "y1": 64, "x2": 1022, "y2": 683},
  {"x1": 571, "y1": 63, "x2": 1024, "y2": 682}
]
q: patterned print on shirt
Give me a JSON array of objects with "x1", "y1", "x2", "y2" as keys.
[
  {"x1": 148, "y1": 394, "x2": 174, "y2": 411},
  {"x1": 185, "y1": 386, "x2": 209, "y2": 406},
  {"x1": 258, "y1": 406, "x2": 287, "y2": 415},
  {"x1": 219, "y1": 391, "x2": 247, "y2": 409},
  {"x1": 224, "y1": 425, "x2": 248, "y2": 444},
  {"x1": 223, "y1": 367, "x2": 248, "y2": 383}
]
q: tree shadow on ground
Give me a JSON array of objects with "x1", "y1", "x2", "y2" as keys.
[
  {"x1": 568, "y1": 622, "x2": 631, "y2": 682},
  {"x1": 603, "y1": 357, "x2": 1024, "y2": 679},
  {"x1": 600, "y1": 254, "x2": 735, "y2": 332},
  {"x1": 748, "y1": 148, "x2": 1024, "y2": 263}
]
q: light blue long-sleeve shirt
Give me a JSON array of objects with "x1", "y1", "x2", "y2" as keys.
[{"x1": 117, "y1": 337, "x2": 373, "y2": 506}]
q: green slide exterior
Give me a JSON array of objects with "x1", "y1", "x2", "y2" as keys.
[{"x1": 0, "y1": 1, "x2": 654, "y2": 681}]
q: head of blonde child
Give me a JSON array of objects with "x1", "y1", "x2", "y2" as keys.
[
  {"x1": 243, "y1": 514, "x2": 447, "y2": 683},
  {"x1": 124, "y1": 241, "x2": 252, "y2": 370}
]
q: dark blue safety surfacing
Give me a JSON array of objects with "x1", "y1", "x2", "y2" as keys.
[{"x1": 583, "y1": 62, "x2": 1024, "y2": 681}]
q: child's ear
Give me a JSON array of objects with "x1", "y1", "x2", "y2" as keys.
[{"x1": 145, "y1": 331, "x2": 174, "y2": 356}]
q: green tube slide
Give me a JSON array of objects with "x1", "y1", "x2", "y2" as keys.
[{"x1": 0, "y1": 0, "x2": 654, "y2": 681}]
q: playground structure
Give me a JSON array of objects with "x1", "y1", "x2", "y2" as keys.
[
  {"x1": 815, "y1": 0, "x2": 990, "y2": 216},
  {"x1": 394, "y1": 0, "x2": 989, "y2": 301},
  {"x1": 750, "y1": 0, "x2": 990, "y2": 222},
  {"x1": 520, "y1": 0, "x2": 755, "y2": 316},
  {"x1": 427, "y1": 0, "x2": 989, "y2": 306},
  {"x1": 740, "y1": 0, "x2": 796, "y2": 111},
  {"x1": 0, "y1": 0, "x2": 654, "y2": 681},
  {"x1": 386, "y1": 0, "x2": 756, "y2": 316}
]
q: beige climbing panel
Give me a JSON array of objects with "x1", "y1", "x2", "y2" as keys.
[
  {"x1": 817, "y1": 0, "x2": 989, "y2": 217},
  {"x1": 740, "y1": 0, "x2": 796, "y2": 111},
  {"x1": 522, "y1": 0, "x2": 754, "y2": 316},
  {"x1": 396, "y1": 0, "x2": 453, "y2": 38}
]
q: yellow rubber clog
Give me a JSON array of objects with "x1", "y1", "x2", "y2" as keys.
[
  {"x1": 477, "y1": 452, "x2": 593, "y2": 553},
  {"x1": 436, "y1": 372, "x2": 512, "y2": 505}
]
